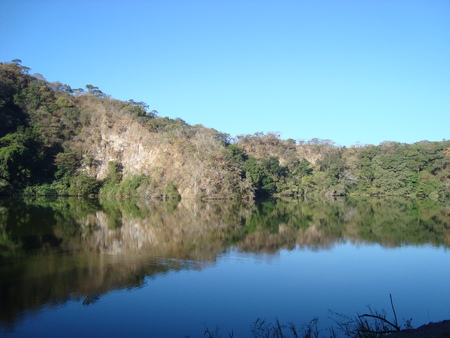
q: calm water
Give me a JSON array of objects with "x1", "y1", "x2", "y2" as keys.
[{"x1": 0, "y1": 197, "x2": 449, "y2": 337}]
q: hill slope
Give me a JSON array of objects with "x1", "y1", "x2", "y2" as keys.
[{"x1": 1, "y1": 60, "x2": 449, "y2": 199}]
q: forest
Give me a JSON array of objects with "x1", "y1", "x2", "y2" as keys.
[{"x1": 1, "y1": 60, "x2": 449, "y2": 200}]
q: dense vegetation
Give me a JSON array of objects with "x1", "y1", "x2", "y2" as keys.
[
  {"x1": 1, "y1": 60, "x2": 449, "y2": 199},
  {"x1": 234, "y1": 133, "x2": 450, "y2": 199}
]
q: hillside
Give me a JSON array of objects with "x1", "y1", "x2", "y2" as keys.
[
  {"x1": 0, "y1": 60, "x2": 253, "y2": 200},
  {"x1": 1, "y1": 60, "x2": 449, "y2": 200}
]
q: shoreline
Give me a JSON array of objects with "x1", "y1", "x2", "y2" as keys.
[{"x1": 387, "y1": 319, "x2": 450, "y2": 337}]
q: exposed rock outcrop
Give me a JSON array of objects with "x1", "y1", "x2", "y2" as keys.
[{"x1": 71, "y1": 97, "x2": 253, "y2": 200}]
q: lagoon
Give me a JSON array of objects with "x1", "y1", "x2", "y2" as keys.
[{"x1": 0, "y1": 197, "x2": 449, "y2": 337}]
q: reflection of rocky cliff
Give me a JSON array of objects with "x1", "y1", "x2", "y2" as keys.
[
  {"x1": 59, "y1": 198, "x2": 253, "y2": 261},
  {"x1": 0, "y1": 198, "x2": 253, "y2": 328},
  {"x1": 2, "y1": 197, "x2": 449, "y2": 259},
  {"x1": 0, "y1": 197, "x2": 449, "y2": 328}
]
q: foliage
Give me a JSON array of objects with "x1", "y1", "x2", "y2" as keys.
[
  {"x1": 0, "y1": 127, "x2": 48, "y2": 188},
  {"x1": 233, "y1": 133, "x2": 450, "y2": 199},
  {"x1": 67, "y1": 173, "x2": 103, "y2": 196},
  {"x1": 23, "y1": 184, "x2": 57, "y2": 196},
  {"x1": 163, "y1": 182, "x2": 181, "y2": 200},
  {"x1": 104, "y1": 161, "x2": 122, "y2": 184},
  {"x1": 99, "y1": 173, "x2": 180, "y2": 200},
  {"x1": 1, "y1": 60, "x2": 448, "y2": 200},
  {"x1": 54, "y1": 151, "x2": 82, "y2": 179}
]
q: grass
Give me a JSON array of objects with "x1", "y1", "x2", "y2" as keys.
[
  {"x1": 198, "y1": 318, "x2": 330, "y2": 338},
  {"x1": 330, "y1": 294, "x2": 413, "y2": 337},
  {"x1": 190, "y1": 295, "x2": 413, "y2": 338}
]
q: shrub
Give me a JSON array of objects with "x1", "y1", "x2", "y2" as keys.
[{"x1": 68, "y1": 174, "x2": 102, "y2": 196}]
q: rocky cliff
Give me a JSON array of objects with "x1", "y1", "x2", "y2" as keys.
[{"x1": 72, "y1": 97, "x2": 253, "y2": 200}]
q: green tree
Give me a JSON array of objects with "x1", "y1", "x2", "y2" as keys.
[
  {"x1": 85, "y1": 84, "x2": 105, "y2": 97},
  {"x1": 416, "y1": 171, "x2": 441, "y2": 197},
  {"x1": 0, "y1": 128, "x2": 46, "y2": 186},
  {"x1": 0, "y1": 61, "x2": 32, "y2": 137},
  {"x1": 54, "y1": 151, "x2": 82, "y2": 179},
  {"x1": 68, "y1": 174, "x2": 102, "y2": 196}
]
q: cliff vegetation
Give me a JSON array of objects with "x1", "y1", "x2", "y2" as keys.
[{"x1": 1, "y1": 60, "x2": 449, "y2": 200}]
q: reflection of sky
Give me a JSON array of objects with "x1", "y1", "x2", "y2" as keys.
[{"x1": 4, "y1": 243, "x2": 449, "y2": 337}]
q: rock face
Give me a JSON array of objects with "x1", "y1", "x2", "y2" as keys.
[{"x1": 73, "y1": 98, "x2": 253, "y2": 200}]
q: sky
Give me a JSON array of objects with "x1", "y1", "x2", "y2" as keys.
[{"x1": 1, "y1": 0, "x2": 449, "y2": 146}]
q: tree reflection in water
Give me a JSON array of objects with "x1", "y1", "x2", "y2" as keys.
[{"x1": 0, "y1": 196, "x2": 449, "y2": 330}]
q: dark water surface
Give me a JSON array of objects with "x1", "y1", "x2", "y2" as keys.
[{"x1": 0, "y1": 197, "x2": 449, "y2": 337}]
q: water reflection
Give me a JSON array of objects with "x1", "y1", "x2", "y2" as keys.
[{"x1": 0, "y1": 196, "x2": 449, "y2": 329}]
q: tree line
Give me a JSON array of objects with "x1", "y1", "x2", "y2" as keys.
[
  {"x1": 0, "y1": 60, "x2": 449, "y2": 199},
  {"x1": 229, "y1": 133, "x2": 449, "y2": 199}
]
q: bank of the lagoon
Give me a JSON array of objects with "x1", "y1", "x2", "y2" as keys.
[{"x1": 1, "y1": 197, "x2": 449, "y2": 337}]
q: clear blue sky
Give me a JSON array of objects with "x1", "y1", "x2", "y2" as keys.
[{"x1": 1, "y1": 0, "x2": 449, "y2": 146}]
